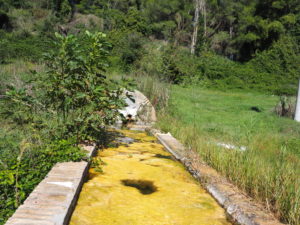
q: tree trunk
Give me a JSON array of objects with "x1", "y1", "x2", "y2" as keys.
[
  {"x1": 191, "y1": 0, "x2": 200, "y2": 54},
  {"x1": 191, "y1": 0, "x2": 206, "y2": 55}
]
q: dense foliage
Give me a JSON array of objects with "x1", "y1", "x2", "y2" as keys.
[
  {"x1": 0, "y1": 136, "x2": 85, "y2": 224},
  {"x1": 42, "y1": 31, "x2": 129, "y2": 141},
  {"x1": 1, "y1": 0, "x2": 298, "y2": 92},
  {"x1": 0, "y1": 31, "x2": 129, "y2": 224},
  {"x1": 133, "y1": 39, "x2": 300, "y2": 95}
]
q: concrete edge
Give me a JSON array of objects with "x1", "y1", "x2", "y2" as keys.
[
  {"x1": 149, "y1": 128, "x2": 284, "y2": 225},
  {"x1": 62, "y1": 144, "x2": 97, "y2": 225},
  {"x1": 5, "y1": 144, "x2": 97, "y2": 225}
]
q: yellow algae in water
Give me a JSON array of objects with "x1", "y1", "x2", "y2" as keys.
[{"x1": 70, "y1": 130, "x2": 231, "y2": 225}]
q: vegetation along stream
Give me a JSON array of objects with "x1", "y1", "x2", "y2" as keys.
[{"x1": 70, "y1": 130, "x2": 231, "y2": 225}]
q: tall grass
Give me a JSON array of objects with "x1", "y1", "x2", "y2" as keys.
[
  {"x1": 126, "y1": 40, "x2": 170, "y2": 111},
  {"x1": 157, "y1": 86, "x2": 300, "y2": 225},
  {"x1": 133, "y1": 72, "x2": 170, "y2": 111},
  {"x1": 0, "y1": 60, "x2": 44, "y2": 94}
]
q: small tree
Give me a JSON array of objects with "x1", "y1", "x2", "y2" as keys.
[
  {"x1": 3, "y1": 31, "x2": 131, "y2": 142},
  {"x1": 42, "y1": 31, "x2": 128, "y2": 141}
]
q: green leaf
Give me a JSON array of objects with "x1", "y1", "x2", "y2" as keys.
[{"x1": 75, "y1": 92, "x2": 87, "y2": 99}]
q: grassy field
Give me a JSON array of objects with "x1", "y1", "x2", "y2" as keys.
[
  {"x1": 0, "y1": 60, "x2": 44, "y2": 94},
  {"x1": 156, "y1": 85, "x2": 300, "y2": 225}
]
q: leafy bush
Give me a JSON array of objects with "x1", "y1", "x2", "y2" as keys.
[
  {"x1": 0, "y1": 136, "x2": 85, "y2": 224},
  {"x1": 249, "y1": 36, "x2": 300, "y2": 95},
  {"x1": 150, "y1": 21, "x2": 177, "y2": 40},
  {"x1": 0, "y1": 32, "x2": 52, "y2": 63},
  {"x1": 138, "y1": 41, "x2": 299, "y2": 95},
  {"x1": 42, "y1": 31, "x2": 130, "y2": 141},
  {"x1": 133, "y1": 41, "x2": 165, "y2": 77},
  {"x1": 0, "y1": 31, "x2": 132, "y2": 224},
  {"x1": 110, "y1": 30, "x2": 145, "y2": 71},
  {"x1": 119, "y1": 32, "x2": 145, "y2": 70},
  {"x1": 161, "y1": 47, "x2": 187, "y2": 84},
  {"x1": 2, "y1": 31, "x2": 130, "y2": 141}
]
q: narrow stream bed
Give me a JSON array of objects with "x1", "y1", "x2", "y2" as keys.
[{"x1": 70, "y1": 130, "x2": 231, "y2": 225}]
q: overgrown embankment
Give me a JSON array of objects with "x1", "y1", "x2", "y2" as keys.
[
  {"x1": 138, "y1": 82, "x2": 300, "y2": 225},
  {"x1": 0, "y1": 32, "x2": 131, "y2": 224},
  {"x1": 121, "y1": 36, "x2": 300, "y2": 225},
  {"x1": 126, "y1": 37, "x2": 300, "y2": 224}
]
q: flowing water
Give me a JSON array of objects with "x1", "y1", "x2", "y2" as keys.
[{"x1": 70, "y1": 130, "x2": 231, "y2": 225}]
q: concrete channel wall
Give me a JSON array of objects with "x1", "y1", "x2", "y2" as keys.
[
  {"x1": 150, "y1": 129, "x2": 283, "y2": 225},
  {"x1": 5, "y1": 144, "x2": 97, "y2": 225}
]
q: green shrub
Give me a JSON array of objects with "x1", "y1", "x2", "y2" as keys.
[
  {"x1": 141, "y1": 42, "x2": 299, "y2": 95},
  {"x1": 249, "y1": 36, "x2": 300, "y2": 95},
  {"x1": 134, "y1": 41, "x2": 165, "y2": 77},
  {"x1": 0, "y1": 31, "x2": 133, "y2": 224},
  {"x1": 150, "y1": 21, "x2": 177, "y2": 40},
  {"x1": 0, "y1": 136, "x2": 85, "y2": 224},
  {"x1": 0, "y1": 32, "x2": 52, "y2": 63},
  {"x1": 110, "y1": 30, "x2": 145, "y2": 72},
  {"x1": 15, "y1": 31, "x2": 129, "y2": 142}
]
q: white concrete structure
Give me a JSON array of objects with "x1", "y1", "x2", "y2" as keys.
[{"x1": 119, "y1": 90, "x2": 156, "y2": 124}]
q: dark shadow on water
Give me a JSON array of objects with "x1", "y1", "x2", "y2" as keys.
[
  {"x1": 98, "y1": 130, "x2": 137, "y2": 149},
  {"x1": 121, "y1": 179, "x2": 157, "y2": 195},
  {"x1": 115, "y1": 136, "x2": 135, "y2": 144},
  {"x1": 154, "y1": 154, "x2": 173, "y2": 160}
]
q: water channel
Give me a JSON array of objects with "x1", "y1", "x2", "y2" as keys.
[{"x1": 70, "y1": 129, "x2": 231, "y2": 225}]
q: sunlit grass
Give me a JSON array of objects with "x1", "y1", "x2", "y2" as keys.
[
  {"x1": 0, "y1": 60, "x2": 44, "y2": 93},
  {"x1": 157, "y1": 85, "x2": 300, "y2": 225}
]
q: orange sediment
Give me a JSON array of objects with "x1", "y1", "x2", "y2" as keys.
[{"x1": 70, "y1": 130, "x2": 231, "y2": 225}]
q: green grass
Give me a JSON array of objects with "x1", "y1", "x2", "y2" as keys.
[
  {"x1": 166, "y1": 86, "x2": 300, "y2": 144},
  {"x1": 157, "y1": 85, "x2": 300, "y2": 225},
  {"x1": 0, "y1": 60, "x2": 44, "y2": 94}
]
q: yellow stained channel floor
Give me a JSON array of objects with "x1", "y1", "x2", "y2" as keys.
[{"x1": 70, "y1": 130, "x2": 231, "y2": 225}]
